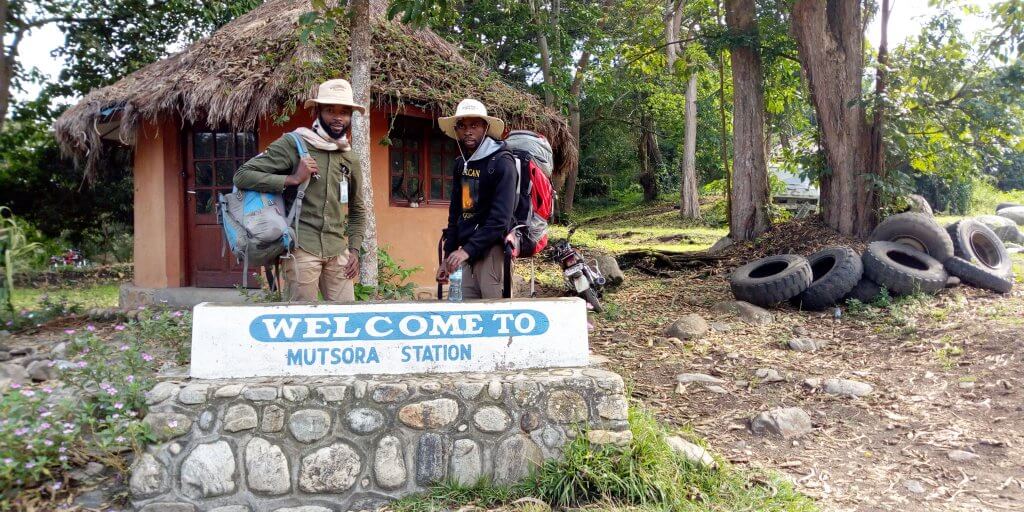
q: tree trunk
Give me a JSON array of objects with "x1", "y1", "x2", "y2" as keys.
[
  {"x1": 791, "y1": 0, "x2": 873, "y2": 236},
  {"x1": 528, "y1": 0, "x2": 555, "y2": 108},
  {"x1": 725, "y1": 0, "x2": 770, "y2": 241},
  {"x1": 0, "y1": 0, "x2": 12, "y2": 131},
  {"x1": 350, "y1": 0, "x2": 378, "y2": 287},
  {"x1": 679, "y1": 72, "x2": 701, "y2": 218},
  {"x1": 561, "y1": 104, "x2": 581, "y2": 214},
  {"x1": 864, "y1": 0, "x2": 890, "y2": 228},
  {"x1": 638, "y1": 112, "x2": 662, "y2": 202}
]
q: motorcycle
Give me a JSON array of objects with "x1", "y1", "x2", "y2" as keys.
[{"x1": 550, "y1": 226, "x2": 606, "y2": 312}]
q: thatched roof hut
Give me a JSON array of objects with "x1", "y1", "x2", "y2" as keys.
[{"x1": 54, "y1": 0, "x2": 576, "y2": 178}]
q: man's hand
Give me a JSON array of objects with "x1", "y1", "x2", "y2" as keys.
[
  {"x1": 284, "y1": 156, "x2": 319, "y2": 186},
  {"x1": 435, "y1": 265, "x2": 449, "y2": 283},
  {"x1": 343, "y1": 251, "x2": 359, "y2": 279},
  {"x1": 444, "y1": 248, "x2": 470, "y2": 273}
]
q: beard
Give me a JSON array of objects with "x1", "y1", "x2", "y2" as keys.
[{"x1": 319, "y1": 114, "x2": 347, "y2": 139}]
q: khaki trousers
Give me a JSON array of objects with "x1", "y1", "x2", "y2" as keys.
[
  {"x1": 459, "y1": 244, "x2": 509, "y2": 300},
  {"x1": 281, "y1": 248, "x2": 355, "y2": 302}
]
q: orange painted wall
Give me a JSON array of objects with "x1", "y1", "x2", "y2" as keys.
[
  {"x1": 133, "y1": 118, "x2": 186, "y2": 288},
  {"x1": 258, "y1": 108, "x2": 448, "y2": 286}
]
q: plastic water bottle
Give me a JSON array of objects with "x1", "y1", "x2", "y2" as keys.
[{"x1": 448, "y1": 268, "x2": 463, "y2": 302}]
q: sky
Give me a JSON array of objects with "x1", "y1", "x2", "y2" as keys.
[{"x1": 10, "y1": 0, "x2": 1004, "y2": 103}]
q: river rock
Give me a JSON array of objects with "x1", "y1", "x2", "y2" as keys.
[
  {"x1": 373, "y1": 436, "x2": 407, "y2": 490},
  {"x1": 246, "y1": 438, "x2": 290, "y2": 495},
  {"x1": 299, "y1": 443, "x2": 361, "y2": 493},
  {"x1": 750, "y1": 407, "x2": 812, "y2": 439},
  {"x1": 823, "y1": 378, "x2": 873, "y2": 397},
  {"x1": 664, "y1": 314, "x2": 709, "y2": 340},
  {"x1": 347, "y1": 408, "x2": 385, "y2": 435},
  {"x1": 399, "y1": 399, "x2": 459, "y2": 429},
  {"x1": 26, "y1": 360, "x2": 57, "y2": 381},
  {"x1": 289, "y1": 409, "x2": 332, "y2": 443},
  {"x1": 472, "y1": 406, "x2": 511, "y2": 433},
  {"x1": 493, "y1": 434, "x2": 543, "y2": 485},
  {"x1": 593, "y1": 254, "x2": 624, "y2": 287},
  {"x1": 180, "y1": 441, "x2": 236, "y2": 498},
  {"x1": 223, "y1": 404, "x2": 258, "y2": 433},
  {"x1": 143, "y1": 412, "x2": 192, "y2": 440},
  {"x1": 450, "y1": 439, "x2": 482, "y2": 486},
  {"x1": 666, "y1": 436, "x2": 717, "y2": 468},
  {"x1": 415, "y1": 433, "x2": 448, "y2": 485},
  {"x1": 546, "y1": 389, "x2": 588, "y2": 423},
  {"x1": 129, "y1": 453, "x2": 167, "y2": 497},
  {"x1": 712, "y1": 301, "x2": 774, "y2": 326},
  {"x1": 788, "y1": 337, "x2": 827, "y2": 352}
]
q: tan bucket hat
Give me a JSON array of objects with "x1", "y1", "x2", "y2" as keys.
[
  {"x1": 438, "y1": 99, "x2": 506, "y2": 140},
  {"x1": 303, "y1": 79, "x2": 366, "y2": 114}
]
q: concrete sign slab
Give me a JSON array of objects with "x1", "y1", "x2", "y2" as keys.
[{"x1": 190, "y1": 298, "x2": 589, "y2": 378}]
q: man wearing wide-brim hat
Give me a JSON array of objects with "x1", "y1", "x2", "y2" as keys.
[
  {"x1": 436, "y1": 99, "x2": 518, "y2": 299},
  {"x1": 234, "y1": 78, "x2": 368, "y2": 302}
]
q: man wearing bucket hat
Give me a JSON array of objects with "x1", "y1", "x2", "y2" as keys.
[
  {"x1": 234, "y1": 78, "x2": 367, "y2": 302},
  {"x1": 436, "y1": 99, "x2": 518, "y2": 299}
]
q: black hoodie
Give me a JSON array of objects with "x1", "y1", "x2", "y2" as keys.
[{"x1": 443, "y1": 138, "x2": 518, "y2": 262}]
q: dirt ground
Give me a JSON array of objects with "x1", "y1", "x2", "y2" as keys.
[{"x1": 588, "y1": 257, "x2": 1024, "y2": 512}]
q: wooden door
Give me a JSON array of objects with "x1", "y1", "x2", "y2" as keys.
[{"x1": 185, "y1": 129, "x2": 259, "y2": 287}]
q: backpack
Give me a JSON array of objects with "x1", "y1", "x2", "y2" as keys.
[
  {"x1": 497, "y1": 132, "x2": 555, "y2": 258},
  {"x1": 218, "y1": 132, "x2": 310, "y2": 286}
]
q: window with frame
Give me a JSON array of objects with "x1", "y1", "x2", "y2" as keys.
[{"x1": 389, "y1": 115, "x2": 459, "y2": 206}]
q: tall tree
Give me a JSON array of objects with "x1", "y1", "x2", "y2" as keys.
[
  {"x1": 790, "y1": 0, "x2": 873, "y2": 236},
  {"x1": 665, "y1": 0, "x2": 700, "y2": 219},
  {"x1": 1, "y1": 0, "x2": 258, "y2": 128},
  {"x1": 724, "y1": 0, "x2": 769, "y2": 240},
  {"x1": 349, "y1": 0, "x2": 383, "y2": 287}
]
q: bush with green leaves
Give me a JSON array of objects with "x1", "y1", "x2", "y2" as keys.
[
  {"x1": 129, "y1": 308, "x2": 192, "y2": 365},
  {"x1": 356, "y1": 248, "x2": 421, "y2": 301},
  {"x1": 0, "y1": 325, "x2": 157, "y2": 504},
  {"x1": 390, "y1": 408, "x2": 816, "y2": 512}
]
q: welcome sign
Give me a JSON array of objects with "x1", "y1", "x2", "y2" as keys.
[{"x1": 190, "y1": 298, "x2": 589, "y2": 378}]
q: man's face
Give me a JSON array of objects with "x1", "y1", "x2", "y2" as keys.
[
  {"x1": 319, "y1": 105, "x2": 353, "y2": 138},
  {"x1": 455, "y1": 117, "x2": 488, "y2": 151}
]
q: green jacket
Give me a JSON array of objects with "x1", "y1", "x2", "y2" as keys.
[{"x1": 233, "y1": 135, "x2": 366, "y2": 258}]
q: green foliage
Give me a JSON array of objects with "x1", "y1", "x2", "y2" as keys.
[
  {"x1": 0, "y1": 207, "x2": 43, "y2": 314},
  {"x1": 0, "y1": 326, "x2": 158, "y2": 504},
  {"x1": 969, "y1": 180, "x2": 1024, "y2": 214},
  {"x1": 129, "y1": 309, "x2": 193, "y2": 366},
  {"x1": 355, "y1": 248, "x2": 421, "y2": 301},
  {"x1": 389, "y1": 407, "x2": 816, "y2": 512}
]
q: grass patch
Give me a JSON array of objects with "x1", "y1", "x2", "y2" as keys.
[
  {"x1": 11, "y1": 283, "x2": 120, "y2": 311},
  {"x1": 388, "y1": 408, "x2": 816, "y2": 512}
]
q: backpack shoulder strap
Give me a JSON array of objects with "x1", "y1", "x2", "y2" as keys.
[{"x1": 284, "y1": 132, "x2": 312, "y2": 238}]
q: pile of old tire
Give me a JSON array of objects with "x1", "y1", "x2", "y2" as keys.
[
  {"x1": 729, "y1": 247, "x2": 863, "y2": 310},
  {"x1": 861, "y1": 212, "x2": 1013, "y2": 295},
  {"x1": 728, "y1": 212, "x2": 1015, "y2": 309}
]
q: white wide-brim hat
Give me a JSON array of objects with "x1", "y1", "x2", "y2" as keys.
[
  {"x1": 304, "y1": 78, "x2": 366, "y2": 114},
  {"x1": 438, "y1": 99, "x2": 506, "y2": 140}
]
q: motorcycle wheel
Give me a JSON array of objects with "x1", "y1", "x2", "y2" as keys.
[{"x1": 581, "y1": 288, "x2": 603, "y2": 313}]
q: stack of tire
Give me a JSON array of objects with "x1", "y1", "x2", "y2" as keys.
[{"x1": 729, "y1": 212, "x2": 1015, "y2": 310}]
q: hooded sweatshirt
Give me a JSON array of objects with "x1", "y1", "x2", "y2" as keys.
[{"x1": 443, "y1": 137, "x2": 518, "y2": 262}]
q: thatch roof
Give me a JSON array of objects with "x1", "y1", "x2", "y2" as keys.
[{"x1": 54, "y1": 0, "x2": 576, "y2": 179}]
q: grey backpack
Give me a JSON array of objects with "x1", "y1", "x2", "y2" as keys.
[{"x1": 218, "y1": 132, "x2": 310, "y2": 286}]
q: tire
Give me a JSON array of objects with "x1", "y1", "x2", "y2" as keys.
[
  {"x1": 946, "y1": 275, "x2": 961, "y2": 288},
  {"x1": 996, "y1": 202, "x2": 1022, "y2": 213},
  {"x1": 946, "y1": 219, "x2": 1012, "y2": 278},
  {"x1": 793, "y1": 246, "x2": 863, "y2": 310},
  {"x1": 863, "y1": 241, "x2": 948, "y2": 295},
  {"x1": 997, "y1": 206, "x2": 1024, "y2": 226},
  {"x1": 730, "y1": 254, "x2": 812, "y2": 307},
  {"x1": 870, "y1": 212, "x2": 954, "y2": 262},
  {"x1": 845, "y1": 276, "x2": 884, "y2": 303},
  {"x1": 581, "y1": 288, "x2": 603, "y2": 313},
  {"x1": 943, "y1": 256, "x2": 1014, "y2": 294}
]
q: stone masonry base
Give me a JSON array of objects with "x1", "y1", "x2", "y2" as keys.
[{"x1": 131, "y1": 368, "x2": 629, "y2": 512}]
